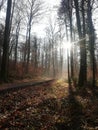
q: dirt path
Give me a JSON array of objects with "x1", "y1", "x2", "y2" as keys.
[
  {"x1": 0, "y1": 80, "x2": 68, "y2": 130},
  {"x1": 0, "y1": 80, "x2": 98, "y2": 130},
  {"x1": 0, "y1": 79, "x2": 54, "y2": 94},
  {"x1": 0, "y1": 77, "x2": 52, "y2": 91}
]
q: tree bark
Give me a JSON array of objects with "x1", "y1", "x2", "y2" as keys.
[
  {"x1": 0, "y1": 0, "x2": 12, "y2": 82},
  {"x1": 74, "y1": 0, "x2": 87, "y2": 87},
  {"x1": 87, "y1": 0, "x2": 96, "y2": 87},
  {"x1": 81, "y1": 0, "x2": 87, "y2": 84},
  {"x1": 14, "y1": 21, "x2": 20, "y2": 68},
  {"x1": 69, "y1": 10, "x2": 74, "y2": 81}
]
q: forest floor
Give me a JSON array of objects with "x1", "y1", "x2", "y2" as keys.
[{"x1": 0, "y1": 79, "x2": 98, "y2": 130}]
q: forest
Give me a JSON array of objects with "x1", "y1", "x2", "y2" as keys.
[{"x1": 0, "y1": 0, "x2": 98, "y2": 129}]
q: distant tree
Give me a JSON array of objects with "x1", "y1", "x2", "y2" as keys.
[
  {"x1": 0, "y1": 0, "x2": 6, "y2": 11},
  {"x1": 33, "y1": 36, "x2": 38, "y2": 72},
  {"x1": 58, "y1": 24, "x2": 65, "y2": 76},
  {"x1": 0, "y1": 24, "x2": 4, "y2": 67},
  {"x1": 24, "y1": 0, "x2": 43, "y2": 73},
  {"x1": 45, "y1": 19, "x2": 59, "y2": 77},
  {"x1": 14, "y1": 19, "x2": 21, "y2": 68}
]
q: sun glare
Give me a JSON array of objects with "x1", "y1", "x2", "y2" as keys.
[{"x1": 62, "y1": 41, "x2": 72, "y2": 50}]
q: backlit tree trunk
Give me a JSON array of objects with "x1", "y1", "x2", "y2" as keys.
[
  {"x1": 87, "y1": 0, "x2": 96, "y2": 87},
  {"x1": 74, "y1": 0, "x2": 87, "y2": 87}
]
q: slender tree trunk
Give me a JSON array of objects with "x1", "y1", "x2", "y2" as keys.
[
  {"x1": 26, "y1": 26, "x2": 31, "y2": 73},
  {"x1": 23, "y1": 25, "x2": 28, "y2": 67},
  {"x1": 47, "y1": 43, "x2": 51, "y2": 76},
  {"x1": 37, "y1": 42, "x2": 40, "y2": 68},
  {"x1": 9, "y1": 0, "x2": 16, "y2": 34},
  {"x1": 69, "y1": 13, "x2": 74, "y2": 81},
  {"x1": 45, "y1": 51, "x2": 47, "y2": 75},
  {"x1": 34, "y1": 37, "x2": 38, "y2": 73},
  {"x1": 52, "y1": 43, "x2": 56, "y2": 78},
  {"x1": 0, "y1": 0, "x2": 12, "y2": 82},
  {"x1": 81, "y1": 0, "x2": 87, "y2": 84},
  {"x1": 55, "y1": 48, "x2": 58, "y2": 77},
  {"x1": 14, "y1": 21, "x2": 20, "y2": 68},
  {"x1": 41, "y1": 53, "x2": 44, "y2": 71},
  {"x1": 67, "y1": 49, "x2": 70, "y2": 85},
  {"x1": 26, "y1": 1, "x2": 33, "y2": 73},
  {"x1": 0, "y1": 0, "x2": 5, "y2": 11},
  {"x1": 60, "y1": 43, "x2": 63, "y2": 76},
  {"x1": 64, "y1": 17, "x2": 71, "y2": 84}
]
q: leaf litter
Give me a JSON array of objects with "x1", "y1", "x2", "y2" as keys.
[{"x1": 0, "y1": 80, "x2": 98, "y2": 130}]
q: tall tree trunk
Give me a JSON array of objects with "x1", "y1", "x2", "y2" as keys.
[
  {"x1": 26, "y1": 26, "x2": 31, "y2": 73},
  {"x1": 81, "y1": 0, "x2": 87, "y2": 85},
  {"x1": 87, "y1": 0, "x2": 96, "y2": 87},
  {"x1": 23, "y1": 25, "x2": 28, "y2": 69},
  {"x1": 33, "y1": 36, "x2": 38, "y2": 73},
  {"x1": 26, "y1": 1, "x2": 33, "y2": 73},
  {"x1": 64, "y1": 17, "x2": 71, "y2": 84},
  {"x1": 60, "y1": 43, "x2": 63, "y2": 76},
  {"x1": 69, "y1": 11, "x2": 74, "y2": 81},
  {"x1": 37, "y1": 42, "x2": 40, "y2": 68},
  {"x1": 74, "y1": 0, "x2": 87, "y2": 87},
  {"x1": 67, "y1": 49, "x2": 70, "y2": 85},
  {"x1": 0, "y1": 0, "x2": 12, "y2": 82},
  {"x1": 14, "y1": 21, "x2": 20, "y2": 68},
  {"x1": 52, "y1": 42, "x2": 56, "y2": 78},
  {"x1": 9, "y1": 0, "x2": 16, "y2": 34}
]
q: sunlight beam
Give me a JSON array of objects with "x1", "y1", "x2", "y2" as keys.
[{"x1": 62, "y1": 41, "x2": 72, "y2": 50}]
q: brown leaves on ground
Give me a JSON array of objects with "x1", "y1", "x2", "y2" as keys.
[
  {"x1": 0, "y1": 80, "x2": 98, "y2": 130},
  {"x1": 74, "y1": 86, "x2": 98, "y2": 130},
  {"x1": 0, "y1": 80, "x2": 69, "y2": 130}
]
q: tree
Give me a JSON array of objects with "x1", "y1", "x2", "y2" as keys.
[
  {"x1": 58, "y1": 0, "x2": 74, "y2": 83},
  {"x1": 33, "y1": 36, "x2": 38, "y2": 72},
  {"x1": 45, "y1": 18, "x2": 59, "y2": 78},
  {"x1": 0, "y1": 0, "x2": 12, "y2": 82},
  {"x1": 0, "y1": 0, "x2": 6, "y2": 11},
  {"x1": 81, "y1": 0, "x2": 87, "y2": 85},
  {"x1": 14, "y1": 19, "x2": 21, "y2": 68},
  {"x1": 73, "y1": 0, "x2": 87, "y2": 87},
  {"x1": 87, "y1": 0, "x2": 96, "y2": 87},
  {"x1": 24, "y1": 0, "x2": 43, "y2": 73},
  {"x1": 0, "y1": 24, "x2": 4, "y2": 67},
  {"x1": 58, "y1": 0, "x2": 88, "y2": 86}
]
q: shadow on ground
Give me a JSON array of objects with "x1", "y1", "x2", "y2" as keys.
[
  {"x1": 54, "y1": 85, "x2": 84, "y2": 130},
  {"x1": 45, "y1": 84, "x2": 98, "y2": 130},
  {"x1": 34, "y1": 84, "x2": 85, "y2": 130},
  {"x1": 0, "y1": 81, "x2": 98, "y2": 130}
]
